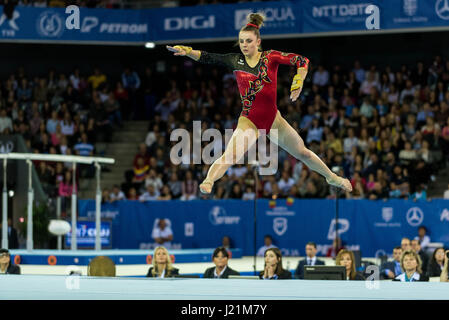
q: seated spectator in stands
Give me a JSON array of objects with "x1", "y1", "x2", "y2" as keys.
[
  {"x1": 409, "y1": 184, "x2": 427, "y2": 201},
  {"x1": 157, "y1": 185, "x2": 172, "y2": 200},
  {"x1": 146, "y1": 246, "x2": 179, "y2": 278},
  {"x1": 110, "y1": 185, "x2": 126, "y2": 202},
  {"x1": 59, "y1": 170, "x2": 76, "y2": 214},
  {"x1": 167, "y1": 172, "x2": 182, "y2": 199},
  {"x1": 295, "y1": 242, "x2": 325, "y2": 279},
  {"x1": 145, "y1": 169, "x2": 163, "y2": 193},
  {"x1": 87, "y1": 256, "x2": 116, "y2": 277},
  {"x1": 0, "y1": 249, "x2": 20, "y2": 274},
  {"x1": 221, "y1": 235, "x2": 232, "y2": 249},
  {"x1": 411, "y1": 239, "x2": 429, "y2": 275},
  {"x1": 242, "y1": 186, "x2": 255, "y2": 200},
  {"x1": 203, "y1": 247, "x2": 240, "y2": 279},
  {"x1": 133, "y1": 143, "x2": 150, "y2": 168},
  {"x1": 259, "y1": 248, "x2": 291, "y2": 280},
  {"x1": 132, "y1": 157, "x2": 149, "y2": 190},
  {"x1": 326, "y1": 237, "x2": 344, "y2": 258},
  {"x1": 88, "y1": 68, "x2": 107, "y2": 90},
  {"x1": 139, "y1": 185, "x2": 160, "y2": 202},
  {"x1": 401, "y1": 237, "x2": 412, "y2": 251},
  {"x1": 335, "y1": 249, "x2": 365, "y2": 280},
  {"x1": 180, "y1": 170, "x2": 198, "y2": 201},
  {"x1": 127, "y1": 187, "x2": 138, "y2": 200},
  {"x1": 152, "y1": 218, "x2": 173, "y2": 249},
  {"x1": 440, "y1": 250, "x2": 449, "y2": 282},
  {"x1": 257, "y1": 235, "x2": 277, "y2": 257},
  {"x1": 50, "y1": 123, "x2": 64, "y2": 147},
  {"x1": 228, "y1": 183, "x2": 243, "y2": 199},
  {"x1": 427, "y1": 247, "x2": 445, "y2": 278},
  {"x1": 414, "y1": 226, "x2": 430, "y2": 251},
  {"x1": 278, "y1": 171, "x2": 295, "y2": 197},
  {"x1": 0, "y1": 109, "x2": 13, "y2": 134},
  {"x1": 0, "y1": 219, "x2": 19, "y2": 249},
  {"x1": 101, "y1": 188, "x2": 112, "y2": 204},
  {"x1": 104, "y1": 92, "x2": 123, "y2": 127},
  {"x1": 394, "y1": 250, "x2": 429, "y2": 282}
]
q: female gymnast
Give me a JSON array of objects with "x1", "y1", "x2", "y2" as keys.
[{"x1": 167, "y1": 13, "x2": 352, "y2": 194}]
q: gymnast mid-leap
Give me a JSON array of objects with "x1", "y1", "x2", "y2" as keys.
[{"x1": 167, "y1": 12, "x2": 352, "y2": 195}]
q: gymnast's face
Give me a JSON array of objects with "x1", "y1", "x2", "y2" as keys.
[{"x1": 239, "y1": 31, "x2": 261, "y2": 58}]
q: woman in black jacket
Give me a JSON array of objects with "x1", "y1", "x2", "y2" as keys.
[
  {"x1": 259, "y1": 248, "x2": 292, "y2": 280},
  {"x1": 336, "y1": 249, "x2": 365, "y2": 280},
  {"x1": 203, "y1": 247, "x2": 240, "y2": 279},
  {"x1": 146, "y1": 246, "x2": 179, "y2": 278},
  {"x1": 427, "y1": 247, "x2": 445, "y2": 277},
  {"x1": 0, "y1": 249, "x2": 20, "y2": 275}
]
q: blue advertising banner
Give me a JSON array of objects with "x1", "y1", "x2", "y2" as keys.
[
  {"x1": 1, "y1": 1, "x2": 448, "y2": 44},
  {"x1": 78, "y1": 199, "x2": 449, "y2": 257},
  {"x1": 65, "y1": 220, "x2": 112, "y2": 248}
]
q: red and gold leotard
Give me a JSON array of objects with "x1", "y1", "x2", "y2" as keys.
[{"x1": 198, "y1": 50, "x2": 309, "y2": 133}]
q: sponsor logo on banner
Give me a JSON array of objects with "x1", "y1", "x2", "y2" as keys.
[
  {"x1": 374, "y1": 207, "x2": 401, "y2": 227},
  {"x1": 312, "y1": 3, "x2": 371, "y2": 18},
  {"x1": 327, "y1": 218, "x2": 350, "y2": 240},
  {"x1": 273, "y1": 217, "x2": 288, "y2": 236},
  {"x1": 209, "y1": 206, "x2": 240, "y2": 225},
  {"x1": 0, "y1": 141, "x2": 14, "y2": 153},
  {"x1": 184, "y1": 222, "x2": 194, "y2": 237},
  {"x1": 440, "y1": 209, "x2": 449, "y2": 221},
  {"x1": 280, "y1": 248, "x2": 299, "y2": 256},
  {"x1": 164, "y1": 15, "x2": 215, "y2": 31},
  {"x1": 265, "y1": 206, "x2": 295, "y2": 216},
  {"x1": 79, "y1": 16, "x2": 147, "y2": 34},
  {"x1": 403, "y1": 0, "x2": 418, "y2": 16},
  {"x1": 0, "y1": 10, "x2": 20, "y2": 37},
  {"x1": 436, "y1": 0, "x2": 449, "y2": 20},
  {"x1": 37, "y1": 11, "x2": 64, "y2": 38},
  {"x1": 406, "y1": 207, "x2": 424, "y2": 226},
  {"x1": 234, "y1": 6, "x2": 296, "y2": 30}
]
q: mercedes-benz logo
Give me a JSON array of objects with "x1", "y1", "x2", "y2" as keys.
[
  {"x1": 436, "y1": 0, "x2": 449, "y2": 20},
  {"x1": 406, "y1": 207, "x2": 424, "y2": 227}
]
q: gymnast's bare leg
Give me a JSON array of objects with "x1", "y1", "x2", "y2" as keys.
[
  {"x1": 268, "y1": 111, "x2": 352, "y2": 192},
  {"x1": 199, "y1": 116, "x2": 259, "y2": 194}
]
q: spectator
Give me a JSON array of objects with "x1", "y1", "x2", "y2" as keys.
[
  {"x1": 228, "y1": 183, "x2": 243, "y2": 199},
  {"x1": 394, "y1": 250, "x2": 429, "y2": 282},
  {"x1": 401, "y1": 237, "x2": 412, "y2": 251},
  {"x1": 139, "y1": 185, "x2": 160, "y2": 202},
  {"x1": 144, "y1": 169, "x2": 163, "y2": 192},
  {"x1": 101, "y1": 188, "x2": 111, "y2": 203},
  {"x1": 180, "y1": 170, "x2": 198, "y2": 201},
  {"x1": 203, "y1": 247, "x2": 240, "y2": 279},
  {"x1": 312, "y1": 65, "x2": 329, "y2": 87},
  {"x1": 242, "y1": 186, "x2": 255, "y2": 200},
  {"x1": 0, "y1": 218, "x2": 19, "y2": 249},
  {"x1": 146, "y1": 246, "x2": 179, "y2": 278},
  {"x1": 87, "y1": 256, "x2": 116, "y2": 277},
  {"x1": 0, "y1": 249, "x2": 20, "y2": 274},
  {"x1": 88, "y1": 68, "x2": 107, "y2": 90},
  {"x1": 259, "y1": 248, "x2": 291, "y2": 280},
  {"x1": 427, "y1": 247, "x2": 445, "y2": 278},
  {"x1": 221, "y1": 235, "x2": 232, "y2": 249},
  {"x1": 381, "y1": 246, "x2": 403, "y2": 280},
  {"x1": 58, "y1": 170, "x2": 76, "y2": 214},
  {"x1": 295, "y1": 242, "x2": 325, "y2": 279},
  {"x1": 110, "y1": 185, "x2": 126, "y2": 202},
  {"x1": 326, "y1": 237, "x2": 344, "y2": 258},
  {"x1": 151, "y1": 218, "x2": 173, "y2": 249},
  {"x1": 335, "y1": 249, "x2": 365, "y2": 280},
  {"x1": 127, "y1": 187, "x2": 138, "y2": 200},
  {"x1": 132, "y1": 157, "x2": 149, "y2": 190},
  {"x1": 409, "y1": 184, "x2": 427, "y2": 201},
  {"x1": 0, "y1": 109, "x2": 13, "y2": 134},
  {"x1": 414, "y1": 226, "x2": 430, "y2": 251},
  {"x1": 257, "y1": 235, "x2": 277, "y2": 257},
  {"x1": 167, "y1": 172, "x2": 182, "y2": 199},
  {"x1": 444, "y1": 183, "x2": 449, "y2": 199},
  {"x1": 411, "y1": 239, "x2": 429, "y2": 275},
  {"x1": 157, "y1": 185, "x2": 172, "y2": 200}
]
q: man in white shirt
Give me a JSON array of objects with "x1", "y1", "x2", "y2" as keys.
[
  {"x1": 151, "y1": 218, "x2": 173, "y2": 249},
  {"x1": 139, "y1": 185, "x2": 160, "y2": 202},
  {"x1": 312, "y1": 65, "x2": 329, "y2": 87},
  {"x1": 110, "y1": 185, "x2": 126, "y2": 202},
  {"x1": 257, "y1": 235, "x2": 277, "y2": 257},
  {"x1": 0, "y1": 109, "x2": 13, "y2": 134},
  {"x1": 278, "y1": 171, "x2": 295, "y2": 196}
]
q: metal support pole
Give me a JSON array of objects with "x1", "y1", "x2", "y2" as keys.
[
  {"x1": 253, "y1": 165, "x2": 258, "y2": 276},
  {"x1": 2, "y1": 158, "x2": 8, "y2": 249},
  {"x1": 94, "y1": 162, "x2": 101, "y2": 251},
  {"x1": 56, "y1": 196, "x2": 61, "y2": 250},
  {"x1": 71, "y1": 162, "x2": 77, "y2": 251},
  {"x1": 26, "y1": 159, "x2": 34, "y2": 251}
]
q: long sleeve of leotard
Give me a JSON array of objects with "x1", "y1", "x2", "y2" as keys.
[
  {"x1": 197, "y1": 51, "x2": 239, "y2": 70},
  {"x1": 268, "y1": 50, "x2": 310, "y2": 70}
]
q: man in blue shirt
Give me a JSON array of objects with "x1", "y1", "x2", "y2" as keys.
[
  {"x1": 74, "y1": 133, "x2": 94, "y2": 177},
  {"x1": 381, "y1": 246, "x2": 403, "y2": 280}
]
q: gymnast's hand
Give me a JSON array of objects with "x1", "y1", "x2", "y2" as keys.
[
  {"x1": 166, "y1": 45, "x2": 192, "y2": 56},
  {"x1": 290, "y1": 73, "x2": 303, "y2": 102}
]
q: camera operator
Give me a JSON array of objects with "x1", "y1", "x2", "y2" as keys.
[{"x1": 440, "y1": 250, "x2": 449, "y2": 282}]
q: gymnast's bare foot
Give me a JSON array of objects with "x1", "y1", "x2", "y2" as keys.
[
  {"x1": 326, "y1": 173, "x2": 353, "y2": 192},
  {"x1": 199, "y1": 179, "x2": 214, "y2": 194}
]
